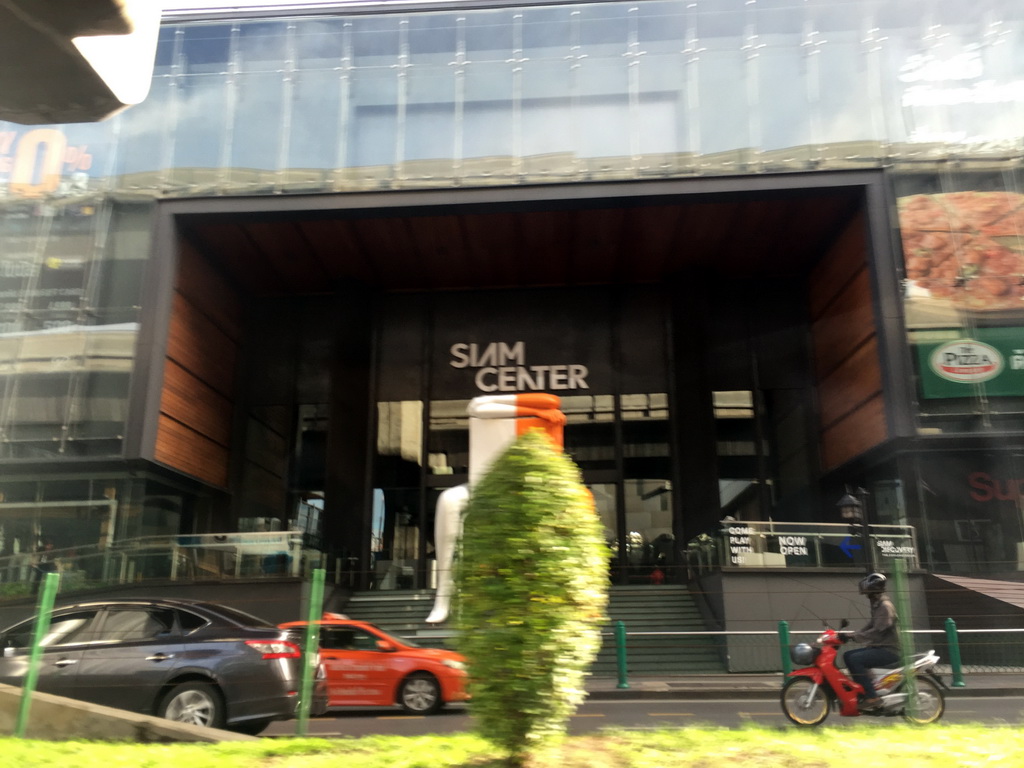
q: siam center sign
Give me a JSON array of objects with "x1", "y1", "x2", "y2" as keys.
[{"x1": 449, "y1": 341, "x2": 590, "y2": 393}]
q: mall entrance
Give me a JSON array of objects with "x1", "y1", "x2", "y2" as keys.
[{"x1": 151, "y1": 172, "x2": 880, "y2": 589}]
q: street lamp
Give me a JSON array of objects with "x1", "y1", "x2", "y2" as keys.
[{"x1": 837, "y1": 488, "x2": 873, "y2": 573}]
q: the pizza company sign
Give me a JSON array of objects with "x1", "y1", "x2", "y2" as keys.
[{"x1": 930, "y1": 339, "x2": 1003, "y2": 384}]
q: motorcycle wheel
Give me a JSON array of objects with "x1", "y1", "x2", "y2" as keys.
[
  {"x1": 901, "y1": 676, "x2": 945, "y2": 724},
  {"x1": 780, "y1": 677, "x2": 831, "y2": 726}
]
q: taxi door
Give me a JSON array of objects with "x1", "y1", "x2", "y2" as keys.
[{"x1": 319, "y1": 626, "x2": 393, "y2": 707}]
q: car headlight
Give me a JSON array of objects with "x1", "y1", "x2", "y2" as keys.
[{"x1": 442, "y1": 658, "x2": 466, "y2": 671}]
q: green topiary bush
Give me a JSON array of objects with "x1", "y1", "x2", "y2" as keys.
[{"x1": 453, "y1": 429, "x2": 610, "y2": 767}]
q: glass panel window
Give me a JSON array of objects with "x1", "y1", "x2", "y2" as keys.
[
  {"x1": 230, "y1": 72, "x2": 285, "y2": 179},
  {"x1": 588, "y1": 481, "x2": 619, "y2": 582},
  {"x1": 465, "y1": 9, "x2": 515, "y2": 62},
  {"x1": 562, "y1": 394, "x2": 615, "y2": 473},
  {"x1": 696, "y1": 41, "x2": 749, "y2": 156},
  {"x1": 6, "y1": 611, "x2": 99, "y2": 648},
  {"x1": 520, "y1": 62, "x2": 573, "y2": 157},
  {"x1": 714, "y1": 390, "x2": 769, "y2": 518},
  {"x1": 622, "y1": 393, "x2": 673, "y2": 582},
  {"x1": 463, "y1": 64, "x2": 514, "y2": 160},
  {"x1": 179, "y1": 24, "x2": 232, "y2": 75},
  {"x1": 624, "y1": 479, "x2": 675, "y2": 579},
  {"x1": 95, "y1": 608, "x2": 176, "y2": 642},
  {"x1": 350, "y1": 71, "x2": 399, "y2": 167},
  {"x1": 405, "y1": 69, "x2": 456, "y2": 163},
  {"x1": 237, "y1": 21, "x2": 288, "y2": 73},
  {"x1": 427, "y1": 399, "x2": 468, "y2": 478},
  {"x1": 374, "y1": 400, "x2": 424, "y2": 590},
  {"x1": 289, "y1": 19, "x2": 349, "y2": 174}
]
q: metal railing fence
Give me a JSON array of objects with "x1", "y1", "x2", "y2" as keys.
[
  {"x1": 394, "y1": 624, "x2": 1024, "y2": 685},
  {"x1": 0, "y1": 532, "x2": 329, "y2": 600},
  {"x1": 685, "y1": 520, "x2": 920, "y2": 577},
  {"x1": 598, "y1": 626, "x2": 1024, "y2": 678}
]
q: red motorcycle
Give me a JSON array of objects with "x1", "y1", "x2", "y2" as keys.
[{"x1": 780, "y1": 619, "x2": 947, "y2": 726}]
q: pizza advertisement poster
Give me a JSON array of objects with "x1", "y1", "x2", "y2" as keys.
[
  {"x1": 898, "y1": 190, "x2": 1024, "y2": 324},
  {"x1": 913, "y1": 327, "x2": 1024, "y2": 399}
]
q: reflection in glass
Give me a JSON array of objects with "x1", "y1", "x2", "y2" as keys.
[
  {"x1": 621, "y1": 393, "x2": 673, "y2": 582},
  {"x1": 374, "y1": 400, "x2": 425, "y2": 590},
  {"x1": 562, "y1": 394, "x2": 615, "y2": 473},
  {"x1": 714, "y1": 390, "x2": 766, "y2": 519},
  {"x1": 3, "y1": 2, "x2": 1022, "y2": 204},
  {"x1": 427, "y1": 399, "x2": 469, "y2": 477}
]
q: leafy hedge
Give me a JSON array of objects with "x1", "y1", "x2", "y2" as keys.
[{"x1": 453, "y1": 429, "x2": 609, "y2": 765}]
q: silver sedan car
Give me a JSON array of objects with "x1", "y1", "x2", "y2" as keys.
[{"x1": 0, "y1": 597, "x2": 327, "y2": 735}]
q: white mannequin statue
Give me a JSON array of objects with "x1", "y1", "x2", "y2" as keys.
[{"x1": 425, "y1": 393, "x2": 565, "y2": 624}]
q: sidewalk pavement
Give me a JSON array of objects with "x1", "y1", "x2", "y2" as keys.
[{"x1": 585, "y1": 671, "x2": 1024, "y2": 700}]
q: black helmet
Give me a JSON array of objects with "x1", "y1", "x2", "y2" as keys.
[{"x1": 858, "y1": 572, "x2": 887, "y2": 595}]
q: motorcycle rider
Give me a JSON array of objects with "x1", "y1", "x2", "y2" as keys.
[{"x1": 842, "y1": 572, "x2": 900, "y2": 710}]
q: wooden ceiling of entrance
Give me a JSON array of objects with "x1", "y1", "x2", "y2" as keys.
[{"x1": 175, "y1": 187, "x2": 864, "y2": 296}]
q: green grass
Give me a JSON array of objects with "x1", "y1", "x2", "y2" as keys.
[{"x1": 2, "y1": 725, "x2": 1020, "y2": 768}]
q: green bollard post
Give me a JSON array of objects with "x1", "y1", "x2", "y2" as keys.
[
  {"x1": 15, "y1": 571, "x2": 61, "y2": 738},
  {"x1": 296, "y1": 567, "x2": 326, "y2": 736},
  {"x1": 944, "y1": 618, "x2": 966, "y2": 688},
  {"x1": 615, "y1": 620, "x2": 629, "y2": 689},
  {"x1": 778, "y1": 620, "x2": 792, "y2": 677},
  {"x1": 891, "y1": 560, "x2": 919, "y2": 717}
]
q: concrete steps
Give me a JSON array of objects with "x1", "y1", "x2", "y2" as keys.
[
  {"x1": 342, "y1": 584, "x2": 726, "y2": 674},
  {"x1": 594, "y1": 585, "x2": 725, "y2": 675}
]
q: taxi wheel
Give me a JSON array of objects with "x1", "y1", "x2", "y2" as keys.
[{"x1": 398, "y1": 672, "x2": 443, "y2": 714}]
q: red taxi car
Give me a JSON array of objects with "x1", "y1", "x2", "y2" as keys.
[{"x1": 279, "y1": 613, "x2": 469, "y2": 714}]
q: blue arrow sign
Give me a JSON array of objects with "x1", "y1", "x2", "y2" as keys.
[{"x1": 840, "y1": 537, "x2": 862, "y2": 559}]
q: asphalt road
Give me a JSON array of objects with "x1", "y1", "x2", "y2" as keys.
[{"x1": 265, "y1": 695, "x2": 1024, "y2": 738}]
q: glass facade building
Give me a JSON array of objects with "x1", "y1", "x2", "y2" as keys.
[{"x1": 1, "y1": 0, "x2": 1023, "y2": 590}]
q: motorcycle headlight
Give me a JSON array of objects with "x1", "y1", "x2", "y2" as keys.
[{"x1": 790, "y1": 643, "x2": 819, "y2": 665}]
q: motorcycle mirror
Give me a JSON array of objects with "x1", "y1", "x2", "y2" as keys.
[{"x1": 840, "y1": 618, "x2": 849, "y2": 628}]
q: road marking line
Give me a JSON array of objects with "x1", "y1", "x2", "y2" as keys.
[{"x1": 648, "y1": 713, "x2": 696, "y2": 717}]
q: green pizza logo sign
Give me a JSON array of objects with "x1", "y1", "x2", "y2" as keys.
[{"x1": 930, "y1": 340, "x2": 1003, "y2": 383}]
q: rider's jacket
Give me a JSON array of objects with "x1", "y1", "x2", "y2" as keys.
[{"x1": 853, "y1": 594, "x2": 899, "y2": 651}]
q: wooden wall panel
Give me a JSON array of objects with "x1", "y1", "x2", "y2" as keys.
[
  {"x1": 176, "y1": 241, "x2": 244, "y2": 341},
  {"x1": 159, "y1": 358, "x2": 233, "y2": 446},
  {"x1": 810, "y1": 269, "x2": 875, "y2": 379},
  {"x1": 154, "y1": 238, "x2": 242, "y2": 489},
  {"x1": 817, "y1": 337, "x2": 884, "y2": 430},
  {"x1": 154, "y1": 414, "x2": 230, "y2": 487},
  {"x1": 820, "y1": 394, "x2": 887, "y2": 470},
  {"x1": 808, "y1": 209, "x2": 866, "y2": 319},
  {"x1": 809, "y1": 211, "x2": 889, "y2": 472},
  {"x1": 165, "y1": 293, "x2": 237, "y2": 397}
]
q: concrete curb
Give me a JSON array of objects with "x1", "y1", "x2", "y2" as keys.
[
  {"x1": 584, "y1": 686, "x2": 1013, "y2": 700},
  {"x1": 0, "y1": 683, "x2": 259, "y2": 742},
  {"x1": 583, "y1": 677, "x2": 1019, "y2": 700}
]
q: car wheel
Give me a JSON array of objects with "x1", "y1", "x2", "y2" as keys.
[
  {"x1": 158, "y1": 681, "x2": 225, "y2": 729},
  {"x1": 398, "y1": 672, "x2": 443, "y2": 714},
  {"x1": 229, "y1": 718, "x2": 273, "y2": 736}
]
